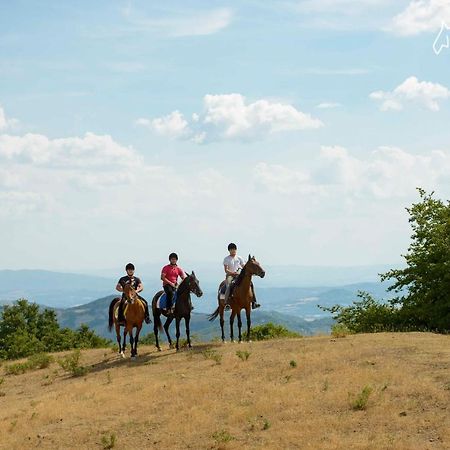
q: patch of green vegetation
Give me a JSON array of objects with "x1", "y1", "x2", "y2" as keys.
[
  {"x1": 289, "y1": 359, "x2": 297, "y2": 368},
  {"x1": 245, "y1": 322, "x2": 301, "y2": 341},
  {"x1": 350, "y1": 385, "x2": 373, "y2": 411},
  {"x1": 236, "y1": 350, "x2": 251, "y2": 361},
  {"x1": 0, "y1": 300, "x2": 110, "y2": 361},
  {"x1": 57, "y1": 350, "x2": 89, "y2": 377},
  {"x1": 201, "y1": 348, "x2": 222, "y2": 364},
  {"x1": 4, "y1": 353, "x2": 53, "y2": 375},
  {"x1": 212, "y1": 429, "x2": 233, "y2": 443},
  {"x1": 101, "y1": 432, "x2": 116, "y2": 449}
]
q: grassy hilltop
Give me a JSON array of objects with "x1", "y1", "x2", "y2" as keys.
[{"x1": 1, "y1": 333, "x2": 449, "y2": 449}]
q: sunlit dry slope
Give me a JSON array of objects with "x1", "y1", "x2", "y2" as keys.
[{"x1": 1, "y1": 333, "x2": 449, "y2": 449}]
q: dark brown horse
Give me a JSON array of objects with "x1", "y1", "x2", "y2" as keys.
[
  {"x1": 152, "y1": 272, "x2": 203, "y2": 351},
  {"x1": 108, "y1": 284, "x2": 146, "y2": 358},
  {"x1": 209, "y1": 255, "x2": 265, "y2": 342}
]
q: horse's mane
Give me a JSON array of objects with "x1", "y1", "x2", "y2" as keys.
[
  {"x1": 234, "y1": 264, "x2": 247, "y2": 288},
  {"x1": 177, "y1": 274, "x2": 190, "y2": 296}
]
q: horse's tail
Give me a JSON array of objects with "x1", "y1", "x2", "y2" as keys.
[
  {"x1": 108, "y1": 298, "x2": 119, "y2": 332},
  {"x1": 154, "y1": 312, "x2": 164, "y2": 332},
  {"x1": 152, "y1": 295, "x2": 164, "y2": 332},
  {"x1": 208, "y1": 307, "x2": 220, "y2": 322}
]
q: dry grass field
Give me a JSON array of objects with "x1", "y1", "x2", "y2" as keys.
[{"x1": 1, "y1": 332, "x2": 449, "y2": 450}]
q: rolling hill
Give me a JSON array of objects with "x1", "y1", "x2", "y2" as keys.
[{"x1": 1, "y1": 333, "x2": 449, "y2": 449}]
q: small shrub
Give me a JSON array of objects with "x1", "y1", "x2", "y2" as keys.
[
  {"x1": 202, "y1": 349, "x2": 222, "y2": 364},
  {"x1": 350, "y1": 385, "x2": 373, "y2": 410},
  {"x1": 139, "y1": 333, "x2": 156, "y2": 345},
  {"x1": 28, "y1": 353, "x2": 53, "y2": 369},
  {"x1": 57, "y1": 350, "x2": 89, "y2": 377},
  {"x1": 5, "y1": 361, "x2": 30, "y2": 375},
  {"x1": 236, "y1": 350, "x2": 251, "y2": 361},
  {"x1": 322, "y1": 380, "x2": 329, "y2": 391},
  {"x1": 262, "y1": 418, "x2": 271, "y2": 430},
  {"x1": 245, "y1": 322, "x2": 301, "y2": 341},
  {"x1": 289, "y1": 360, "x2": 297, "y2": 368},
  {"x1": 101, "y1": 432, "x2": 116, "y2": 449},
  {"x1": 212, "y1": 429, "x2": 233, "y2": 443},
  {"x1": 331, "y1": 323, "x2": 351, "y2": 338}
]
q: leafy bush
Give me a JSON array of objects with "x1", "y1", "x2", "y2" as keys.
[
  {"x1": 57, "y1": 350, "x2": 89, "y2": 377},
  {"x1": 322, "y1": 190, "x2": 450, "y2": 334},
  {"x1": 0, "y1": 300, "x2": 110, "y2": 360},
  {"x1": 4, "y1": 353, "x2": 53, "y2": 375},
  {"x1": 331, "y1": 323, "x2": 352, "y2": 338},
  {"x1": 139, "y1": 333, "x2": 156, "y2": 345},
  {"x1": 202, "y1": 349, "x2": 222, "y2": 364},
  {"x1": 244, "y1": 322, "x2": 301, "y2": 341},
  {"x1": 350, "y1": 385, "x2": 373, "y2": 411},
  {"x1": 236, "y1": 350, "x2": 251, "y2": 361}
]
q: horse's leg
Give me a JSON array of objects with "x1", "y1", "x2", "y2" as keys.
[
  {"x1": 185, "y1": 316, "x2": 192, "y2": 349},
  {"x1": 230, "y1": 310, "x2": 236, "y2": 342},
  {"x1": 154, "y1": 312, "x2": 161, "y2": 351},
  {"x1": 129, "y1": 329, "x2": 135, "y2": 357},
  {"x1": 135, "y1": 324, "x2": 142, "y2": 357},
  {"x1": 219, "y1": 305, "x2": 226, "y2": 343},
  {"x1": 245, "y1": 306, "x2": 251, "y2": 342},
  {"x1": 164, "y1": 316, "x2": 174, "y2": 349},
  {"x1": 237, "y1": 310, "x2": 243, "y2": 343},
  {"x1": 115, "y1": 322, "x2": 121, "y2": 355},
  {"x1": 121, "y1": 329, "x2": 127, "y2": 357},
  {"x1": 175, "y1": 316, "x2": 181, "y2": 351}
]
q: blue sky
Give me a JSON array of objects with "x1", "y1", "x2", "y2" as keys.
[{"x1": 1, "y1": 0, "x2": 450, "y2": 272}]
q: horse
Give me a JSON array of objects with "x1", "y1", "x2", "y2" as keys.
[
  {"x1": 108, "y1": 284, "x2": 146, "y2": 358},
  {"x1": 152, "y1": 271, "x2": 203, "y2": 351},
  {"x1": 208, "y1": 255, "x2": 265, "y2": 343}
]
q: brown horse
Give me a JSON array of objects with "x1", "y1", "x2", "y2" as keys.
[
  {"x1": 108, "y1": 284, "x2": 146, "y2": 358},
  {"x1": 209, "y1": 255, "x2": 265, "y2": 342}
]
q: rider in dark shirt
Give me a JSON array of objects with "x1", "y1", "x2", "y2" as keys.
[{"x1": 116, "y1": 263, "x2": 151, "y2": 324}]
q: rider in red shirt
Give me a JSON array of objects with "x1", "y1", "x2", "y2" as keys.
[{"x1": 161, "y1": 253, "x2": 186, "y2": 312}]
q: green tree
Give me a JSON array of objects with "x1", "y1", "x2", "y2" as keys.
[
  {"x1": 0, "y1": 299, "x2": 109, "y2": 360},
  {"x1": 381, "y1": 189, "x2": 450, "y2": 331},
  {"x1": 322, "y1": 189, "x2": 450, "y2": 333}
]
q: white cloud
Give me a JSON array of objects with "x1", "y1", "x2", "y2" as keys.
[
  {"x1": 0, "y1": 191, "x2": 49, "y2": 216},
  {"x1": 137, "y1": 111, "x2": 191, "y2": 139},
  {"x1": 0, "y1": 132, "x2": 141, "y2": 168},
  {"x1": 316, "y1": 102, "x2": 341, "y2": 109},
  {"x1": 388, "y1": 0, "x2": 450, "y2": 36},
  {"x1": 123, "y1": 7, "x2": 233, "y2": 38},
  {"x1": 254, "y1": 145, "x2": 450, "y2": 200},
  {"x1": 140, "y1": 94, "x2": 323, "y2": 143},
  {"x1": 370, "y1": 76, "x2": 450, "y2": 111},
  {"x1": 0, "y1": 105, "x2": 19, "y2": 131}
]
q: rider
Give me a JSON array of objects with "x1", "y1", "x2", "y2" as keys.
[
  {"x1": 223, "y1": 243, "x2": 260, "y2": 310},
  {"x1": 161, "y1": 253, "x2": 186, "y2": 313},
  {"x1": 115, "y1": 263, "x2": 151, "y2": 324}
]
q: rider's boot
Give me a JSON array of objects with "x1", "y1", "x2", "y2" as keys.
[{"x1": 118, "y1": 300, "x2": 126, "y2": 323}]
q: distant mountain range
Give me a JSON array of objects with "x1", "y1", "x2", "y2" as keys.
[
  {"x1": 0, "y1": 268, "x2": 398, "y2": 340},
  {"x1": 0, "y1": 267, "x2": 396, "y2": 309}
]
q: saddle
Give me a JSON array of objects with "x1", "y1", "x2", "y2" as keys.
[{"x1": 157, "y1": 291, "x2": 178, "y2": 310}]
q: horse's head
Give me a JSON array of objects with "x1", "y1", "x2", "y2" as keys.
[
  {"x1": 185, "y1": 271, "x2": 203, "y2": 297},
  {"x1": 123, "y1": 283, "x2": 138, "y2": 303},
  {"x1": 246, "y1": 254, "x2": 266, "y2": 278}
]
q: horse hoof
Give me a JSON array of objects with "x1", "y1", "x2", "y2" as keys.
[
  {"x1": 120, "y1": 352, "x2": 125, "y2": 359},
  {"x1": 157, "y1": 347, "x2": 162, "y2": 352},
  {"x1": 238, "y1": 341, "x2": 242, "y2": 344}
]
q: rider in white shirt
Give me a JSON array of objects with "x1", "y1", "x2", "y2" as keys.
[{"x1": 223, "y1": 243, "x2": 260, "y2": 309}]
